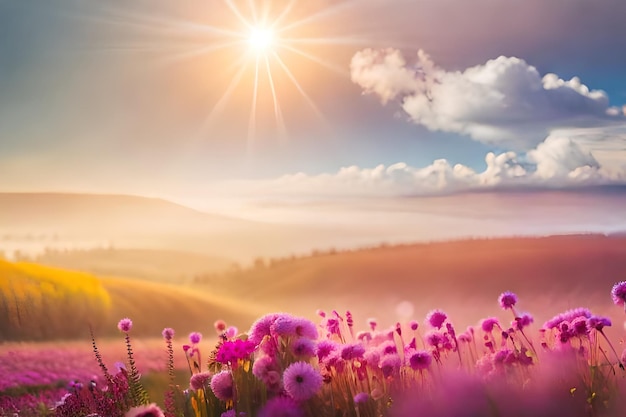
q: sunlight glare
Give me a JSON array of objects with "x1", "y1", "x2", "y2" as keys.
[{"x1": 248, "y1": 27, "x2": 274, "y2": 52}]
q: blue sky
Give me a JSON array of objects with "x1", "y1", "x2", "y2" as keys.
[{"x1": 1, "y1": 0, "x2": 625, "y2": 200}]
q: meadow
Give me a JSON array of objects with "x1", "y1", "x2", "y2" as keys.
[{"x1": 2, "y1": 235, "x2": 626, "y2": 416}]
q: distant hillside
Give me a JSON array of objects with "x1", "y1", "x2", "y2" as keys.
[
  {"x1": 0, "y1": 192, "x2": 360, "y2": 261},
  {"x1": 0, "y1": 260, "x2": 259, "y2": 341},
  {"x1": 196, "y1": 234, "x2": 626, "y2": 331},
  {"x1": 30, "y1": 248, "x2": 234, "y2": 284}
]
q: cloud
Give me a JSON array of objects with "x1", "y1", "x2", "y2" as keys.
[
  {"x1": 222, "y1": 135, "x2": 625, "y2": 199},
  {"x1": 350, "y1": 49, "x2": 624, "y2": 149}
]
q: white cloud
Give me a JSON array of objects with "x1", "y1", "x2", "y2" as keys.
[
  {"x1": 221, "y1": 135, "x2": 625, "y2": 199},
  {"x1": 350, "y1": 49, "x2": 624, "y2": 149}
]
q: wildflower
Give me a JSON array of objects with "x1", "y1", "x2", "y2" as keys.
[
  {"x1": 117, "y1": 318, "x2": 132, "y2": 333},
  {"x1": 513, "y1": 313, "x2": 534, "y2": 330},
  {"x1": 271, "y1": 314, "x2": 298, "y2": 337},
  {"x1": 409, "y1": 320, "x2": 419, "y2": 331},
  {"x1": 293, "y1": 318, "x2": 318, "y2": 339},
  {"x1": 161, "y1": 327, "x2": 174, "y2": 341},
  {"x1": 258, "y1": 396, "x2": 304, "y2": 417},
  {"x1": 426, "y1": 310, "x2": 447, "y2": 329},
  {"x1": 325, "y1": 318, "x2": 340, "y2": 335},
  {"x1": 214, "y1": 320, "x2": 227, "y2": 333},
  {"x1": 408, "y1": 350, "x2": 433, "y2": 371},
  {"x1": 357, "y1": 331, "x2": 372, "y2": 342},
  {"x1": 498, "y1": 291, "x2": 517, "y2": 310},
  {"x1": 587, "y1": 315, "x2": 612, "y2": 331},
  {"x1": 189, "y1": 332, "x2": 202, "y2": 344},
  {"x1": 481, "y1": 317, "x2": 499, "y2": 333},
  {"x1": 611, "y1": 281, "x2": 626, "y2": 308},
  {"x1": 354, "y1": 392, "x2": 369, "y2": 404},
  {"x1": 253, "y1": 356, "x2": 279, "y2": 380},
  {"x1": 125, "y1": 403, "x2": 165, "y2": 417},
  {"x1": 376, "y1": 341, "x2": 395, "y2": 356},
  {"x1": 340, "y1": 343, "x2": 366, "y2": 360},
  {"x1": 283, "y1": 362, "x2": 323, "y2": 401},
  {"x1": 316, "y1": 340, "x2": 338, "y2": 361},
  {"x1": 292, "y1": 337, "x2": 316, "y2": 358},
  {"x1": 210, "y1": 371, "x2": 234, "y2": 401},
  {"x1": 380, "y1": 354, "x2": 401, "y2": 378},
  {"x1": 190, "y1": 371, "x2": 212, "y2": 391},
  {"x1": 216, "y1": 339, "x2": 256, "y2": 365},
  {"x1": 248, "y1": 313, "x2": 280, "y2": 345},
  {"x1": 571, "y1": 317, "x2": 589, "y2": 336},
  {"x1": 226, "y1": 326, "x2": 238, "y2": 339}
]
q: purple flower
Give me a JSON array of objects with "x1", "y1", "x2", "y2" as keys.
[
  {"x1": 117, "y1": 318, "x2": 132, "y2": 333},
  {"x1": 252, "y1": 356, "x2": 279, "y2": 380},
  {"x1": 162, "y1": 328, "x2": 174, "y2": 341},
  {"x1": 248, "y1": 313, "x2": 280, "y2": 345},
  {"x1": 125, "y1": 403, "x2": 165, "y2": 417},
  {"x1": 588, "y1": 315, "x2": 612, "y2": 331},
  {"x1": 498, "y1": 291, "x2": 518, "y2": 310},
  {"x1": 190, "y1": 371, "x2": 212, "y2": 391},
  {"x1": 189, "y1": 332, "x2": 202, "y2": 344},
  {"x1": 340, "y1": 343, "x2": 366, "y2": 360},
  {"x1": 481, "y1": 317, "x2": 499, "y2": 333},
  {"x1": 426, "y1": 310, "x2": 447, "y2": 329},
  {"x1": 283, "y1": 361, "x2": 323, "y2": 401},
  {"x1": 258, "y1": 396, "x2": 304, "y2": 417},
  {"x1": 380, "y1": 354, "x2": 401, "y2": 378},
  {"x1": 571, "y1": 317, "x2": 589, "y2": 336},
  {"x1": 293, "y1": 318, "x2": 318, "y2": 339},
  {"x1": 408, "y1": 350, "x2": 433, "y2": 371},
  {"x1": 292, "y1": 338, "x2": 316, "y2": 358},
  {"x1": 316, "y1": 340, "x2": 338, "y2": 361},
  {"x1": 210, "y1": 371, "x2": 233, "y2": 401},
  {"x1": 611, "y1": 281, "x2": 626, "y2": 307},
  {"x1": 354, "y1": 392, "x2": 369, "y2": 404}
]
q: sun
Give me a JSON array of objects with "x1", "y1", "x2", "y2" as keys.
[{"x1": 248, "y1": 27, "x2": 274, "y2": 53}]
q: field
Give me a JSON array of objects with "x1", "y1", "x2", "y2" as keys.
[{"x1": 2, "y1": 235, "x2": 626, "y2": 416}]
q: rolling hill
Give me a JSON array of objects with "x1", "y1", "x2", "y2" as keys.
[
  {"x1": 195, "y1": 234, "x2": 626, "y2": 332},
  {"x1": 0, "y1": 260, "x2": 260, "y2": 341}
]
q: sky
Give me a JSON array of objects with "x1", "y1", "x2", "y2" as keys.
[{"x1": 1, "y1": 0, "x2": 626, "y2": 211}]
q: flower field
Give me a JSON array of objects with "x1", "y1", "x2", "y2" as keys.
[{"x1": 2, "y1": 283, "x2": 626, "y2": 417}]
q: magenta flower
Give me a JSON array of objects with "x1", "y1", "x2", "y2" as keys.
[
  {"x1": 258, "y1": 396, "x2": 303, "y2": 417},
  {"x1": 216, "y1": 340, "x2": 256, "y2": 365},
  {"x1": 340, "y1": 343, "x2": 366, "y2": 360},
  {"x1": 117, "y1": 318, "x2": 132, "y2": 333},
  {"x1": 588, "y1": 315, "x2": 612, "y2": 331},
  {"x1": 408, "y1": 350, "x2": 433, "y2": 371},
  {"x1": 283, "y1": 361, "x2": 323, "y2": 401},
  {"x1": 498, "y1": 291, "x2": 518, "y2": 310},
  {"x1": 190, "y1": 371, "x2": 212, "y2": 391},
  {"x1": 189, "y1": 332, "x2": 202, "y2": 344},
  {"x1": 252, "y1": 356, "x2": 279, "y2": 380},
  {"x1": 426, "y1": 310, "x2": 447, "y2": 329},
  {"x1": 481, "y1": 317, "x2": 499, "y2": 333},
  {"x1": 409, "y1": 321, "x2": 419, "y2": 331},
  {"x1": 611, "y1": 281, "x2": 626, "y2": 307},
  {"x1": 125, "y1": 403, "x2": 165, "y2": 417},
  {"x1": 210, "y1": 371, "x2": 234, "y2": 401},
  {"x1": 291, "y1": 337, "x2": 316, "y2": 358},
  {"x1": 354, "y1": 392, "x2": 369, "y2": 404},
  {"x1": 380, "y1": 354, "x2": 401, "y2": 378},
  {"x1": 316, "y1": 340, "x2": 338, "y2": 361},
  {"x1": 162, "y1": 328, "x2": 174, "y2": 341},
  {"x1": 248, "y1": 313, "x2": 280, "y2": 345}
]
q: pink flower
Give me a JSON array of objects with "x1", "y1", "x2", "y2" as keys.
[
  {"x1": 283, "y1": 362, "x2": 323, "y2": 401},
  {"x1": 117, "y1": 318, "x2": 132, "y2": 333}
]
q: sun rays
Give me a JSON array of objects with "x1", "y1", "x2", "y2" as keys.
[{"x1": 72, "y1": 0, "x2": 380, "y2": 151}]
